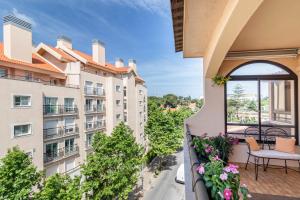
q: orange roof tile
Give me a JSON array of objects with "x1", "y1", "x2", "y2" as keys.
[
  {"x1": 0, "y1": 43, "x2": 63, "y2": 74},
  {"x1": 49, "y1": 46, "x2": 77, "y2": 62},
  {"x1": 135, "y1": 76, "x2": 145, "y2": 83},
  {"x1": 70, "y1": 49, "x2": 132, "y2": 74}
]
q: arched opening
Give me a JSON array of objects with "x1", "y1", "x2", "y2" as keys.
[{"x1": 225, "y1": 61, "x2": 298, "y2": 143}]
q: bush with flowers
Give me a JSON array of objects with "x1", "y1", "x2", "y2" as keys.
[{"x1": 193, "y1": 133, "x2": 249, "y2": 200}]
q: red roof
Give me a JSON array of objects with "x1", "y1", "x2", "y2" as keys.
[
  {"x1": 49, "y1": 46, "x2": 77, "y2": 62},
  {"x1": 0, "y1": 43, "x2": 63, "y2": 74}
]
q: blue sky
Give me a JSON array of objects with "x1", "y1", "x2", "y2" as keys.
[{"x1": 0, "y1": 0, "x2": 203, "y2": 98}]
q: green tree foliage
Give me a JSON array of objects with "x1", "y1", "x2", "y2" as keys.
[
  {"x1": 163, "y1": 94, "x2": 178, "y2": 108},
  {"x1": 229, "y1": 84, "x2": 245, "y2": 118},
  {"x1": 145, "y1": 103, "x2": 183, "y2": 168},
  {"x1": 0, "y1": 147, "x2": 41, "y2": 200},
  {"x1": 34, "y1": 174, "x2": 82, "y2": 200},
  {"x1": 82, "y1": 122, "x2": 143, "y2": 200}
]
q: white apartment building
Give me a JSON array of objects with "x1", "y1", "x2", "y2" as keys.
[{"x1": 0, "y1": 15, "x2": 147, "y2": 177}]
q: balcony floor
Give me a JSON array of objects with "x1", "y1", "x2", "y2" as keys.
[{"x1": 238, "y1": 163, "x2": 300, "y2": 199}]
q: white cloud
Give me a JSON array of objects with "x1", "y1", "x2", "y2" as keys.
[
  {"x1": 98, "y1": 0, "x2": 169, "y2": 16},
  {"x1": 12, "y1": 8, "x2": 37, "y2": 27}
]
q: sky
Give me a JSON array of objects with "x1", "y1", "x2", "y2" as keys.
[{"x1": 0, "y1": 0, "x2": 203, "y2": 98}]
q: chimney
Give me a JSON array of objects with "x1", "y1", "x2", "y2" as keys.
[
  {"x1": 115, "y1": 58, "x2": 124, "y2": 68},
  {"x1": 3, "y1": 15, "x2": 32, "y2": 63},
  {"x1": 92, "y1": 39, "x2": 105, "y2": 65},
  {"x1": 128, "y1": 59, "x2": 137, "y2": 72},
  {"x1": 57, "y1": 35, "x2": 72, "y2": 49}
]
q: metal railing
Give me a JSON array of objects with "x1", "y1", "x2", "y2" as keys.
[
  {"x1": 43, "y1": 125, "x2": 79, "y2": 140},
  {"x1": 84, "y1": 105, "x2": 105, "y2": 113},
  {"x1": 44, "y1": 144, "x2": 79, "y2": 164},
  {"x1": 85, "y1": 120, "x2": 106, "y2": 131},
  {"x1": 0, "y1": 73, "x2": 79, "y2": 88},
  {"x1": 43, "y1": 105, "x2": 78, "y2": 116},
  {"x1": 84, "y1": 86, "x2": 105, "y2": 96},
  {"x1": 185, "y1": 124, "x2": 209, "y2": 200}
]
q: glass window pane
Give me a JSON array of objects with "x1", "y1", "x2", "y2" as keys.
[
  {"x1": 231, "y1": 63, "x2": 289, "y2": 76},
  {"x1": 227, "y1": 81, "x2": 258, "y2": 124}
]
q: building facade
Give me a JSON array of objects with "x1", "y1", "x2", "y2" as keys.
[{"x1": 0, "y1": 15, "x2": 147, "y2": 177}]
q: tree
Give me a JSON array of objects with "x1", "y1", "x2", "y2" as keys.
[
  {"x1": 0, "y1": 147, "x2": 41, "y2": 200},
  {"x1": 82, "y1": 122, "x2": 143, "y2": 200},
  {"x1": 162, "y1": 94, "x2": 178, "y2": 108},
  {"x1": 145, "y1": 106, "x2": 182, "y2": 169},
  {"x1": 34, "y1": 174, "x2": 82, "y2": 200},
  {"x1": 229, "y1": 84, "x2": 245, "y2": 118}
]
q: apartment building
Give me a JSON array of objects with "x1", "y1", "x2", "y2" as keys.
[{"x1": 0, "y1": 15, "x2": 147, "y2": 177}]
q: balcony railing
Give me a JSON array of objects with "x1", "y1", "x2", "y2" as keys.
[
  {"x1": 85, "y1": 120, "x2": 106, "y2": 131},
  {"x1": 43, "y1": 125, "x2": 79, "y2": 140},
  {"x1": 0, "y1": 73, "x2": 79, "y2": 88},
  {"x1": 84, "y1": 105, "x2": 105, "y2": 113},
  {"x1": 84, "y1": 86, "x2": 105, "y2": 97},
  {"x1": 43, "y1": 105, "x2": 78, "y2": 116},
  {"x1": 44, "y1": 144, "x2": 79, "y2": 164}
]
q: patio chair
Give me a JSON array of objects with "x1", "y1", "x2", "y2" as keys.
[
  {"x1": 245, "y1": 127, "x2": 300, "y2": 180},
  {"x1": 244, "y1": 127, "x2": 261, "y2": 172},
  {"x1": 262, "y1": 127, "x2": 300, "y2": 173}
]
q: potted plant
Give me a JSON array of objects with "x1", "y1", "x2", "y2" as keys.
[{"x1": 212, "y1": 75, "x2": 230, "y2": 86}]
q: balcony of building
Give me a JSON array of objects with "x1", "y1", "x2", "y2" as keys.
[
  {"x1": 43, "y1": 125, "x2": 79, "y2": 141},
  {"x1": 84, "y1": 104, "x2": 105, "y2": 114},
  {"x1": 43, "y1": 105, "x2": 78, "y2": 116},
  {"x1": 44, "y1": 144, "x2": 79, "y2": 165},
  {"x1": 84, "y1": 86, "x2": 105, "y2": 97},
  {"x1": 85, "y1": 120, "x2": 106, "y2": 132}
]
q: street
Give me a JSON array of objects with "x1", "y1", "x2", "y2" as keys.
[{"x1": 143, "y1": 150, "x2": 185, "y2": 200}]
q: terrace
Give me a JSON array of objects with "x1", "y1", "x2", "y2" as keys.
[{"x1": 170, "y1": 0, "x2": 300, "y2": 199}]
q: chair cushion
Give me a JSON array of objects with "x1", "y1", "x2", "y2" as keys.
[
  {"x1": 275, "y1": 137, "x2": 296, "y2": 153},
  {"x1": 245, "y1": 137, "x2": 260, "y2": 151},
  {"x1": 251, "y1": 150, "x2": 300, "y2": 160}
]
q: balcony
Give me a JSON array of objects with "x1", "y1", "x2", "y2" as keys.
[
  {"x1": 44, "y1": 144, "x2": 79, "y2": 165},
  {"x1": 43, "y1": 105, "x2": 78, "y2": 116},
  {"x1": 43, "y1": 125, "x2": 79, "y2": 141},
  {"x1": 84, "y1": 105, "x2": 105, "y2": 114},
  {"x1": 84, "y1": 86, "x2": 105, "y2": 97},
  {"x1": 0, "y1": 73, "x2": 79, "y2": 88},
  {"x1": 85, "y1": 120, "x2": 106, "y2": 132}
]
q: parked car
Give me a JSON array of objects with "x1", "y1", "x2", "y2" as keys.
[{"x1": 175, "y1": 163, "x2": 184, "y2": 184}]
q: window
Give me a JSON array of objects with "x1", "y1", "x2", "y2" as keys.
[
  {"x1": 116, "y1": 100, "x2": 121, "y2": 106},
  {"x1": 85, "y1": 81, "x2": 93, "y2": 95},
  {"x1": 0, "y1": 68, "x2": 7, "y2": 77},
  {"x1": 44, "y1": 97, "x2": 58, "y2": 114},
  {"x1": 46, "y1": 143, "x2": 58, "y2": 159},
  {"x1": 13, "y1": 124, "x2": 31, "y2": 137},
  {"x1": 24, "y1": 71, "x2": 33, "y2": 81},
  {"x1": 65, "y1": 118, "x2": 75, "y2": 133},
  {"x1": 65, "y1": 138, "x2": 75, "y2": 154},
  {"x1": 64, "y1": 98, "x2": 74, "y2": 112},
  {"x1": 44, "y1": 120, "x2": 59, "y2": 137},
  {"x1": 116, "y1": 114, "x2": 121, "y2": 121},
  {"x1": 225, "y1": 61, "x2": 298, "y2": 142},
  {"x1": 86, "y1": 133, "x2": 94, "y2": 147},
  {"x1": 96, "y1": 83, "x2": 104, "y2": 95},
  {"x1": 124, "y1": 102, "x2": 127, "y2": 110},
  {"x1": 85, "y1": 99, "x2": 93, "y2": 112},
  {"x1": 116, "y1": 85, "x2": 121, "y2": 92},
  {"x1": 97, "y1": 99, "x2": 104, "y2": 111},
  {"x1": 139, "y1": 90, "x2": 143, "y2": 95},
  {"x1": 124, "y1": 114, "x2": 127, "y2": 122},
  {"x1": 139, "y1": 101, "x2": 142, "y2": 106},
  {"x1": 86, "y1": 116, "x2": 94, "y2": 130},
  {"x1": 14, "y1": 95, "x2": 31, "y2": 107},
  {"x1": 123, "y1": 87, "x2": 127, "y2": 96}
]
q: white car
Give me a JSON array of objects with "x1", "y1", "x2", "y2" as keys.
[{"x1": 175, "y1": 164, "x2": 185, "y2": 184}]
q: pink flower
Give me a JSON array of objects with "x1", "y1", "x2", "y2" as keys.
[
  {"x1": 213, "y1": 155, "x2": 221, "y2": 161},
  {"x1": 224, "y1": 164, "x2": 239, "y2": 174},
  {"x1": 220, "y1": 172, "x2": 228, "y2": 181},
  {"x1": 196, "y1": 164, "x2": 205, "y2": 175},
  {"x1": 223, "y1": 188, "x2": 232, "y2": 200},
  {"x1": 204, "y1": 145, "x2": 213, "y2": 153}
]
